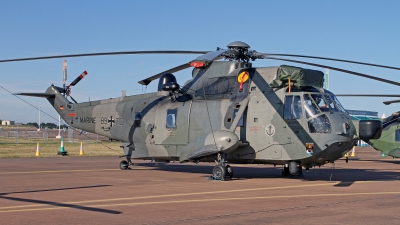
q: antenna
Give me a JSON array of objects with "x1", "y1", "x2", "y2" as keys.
[
  {"x1": 63, "y1": 60, "x2": 67, "y2": 96},
  {"x1": 324, "y1": 68, "x2": 329, "y2": 90}
]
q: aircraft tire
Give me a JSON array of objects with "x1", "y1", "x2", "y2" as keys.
[
  {"x1": 226, "y1": 165, "x2": 233, "y2": 179},
  {"x1": 119, "y1": 160, "x2": 129, "y2": 170},
  {"x1": 212, "y1": 165, "x2": 226, "y2": 181},
  {"x1": 288, "y1": 161, "x2": 301, "y2": 175}
]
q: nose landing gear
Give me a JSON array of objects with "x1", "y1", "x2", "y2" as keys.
[{"x1": 210, "y1": 153, "x2": 233, "y2": 181}]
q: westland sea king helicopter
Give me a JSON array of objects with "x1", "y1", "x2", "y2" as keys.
[{"x1": 4, "y1": 41, "x2": 399, "y2": 181}]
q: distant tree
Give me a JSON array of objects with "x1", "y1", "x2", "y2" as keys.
[
  {"x1": 0, "y1": 119, "x2": 2, "y2": 124},
  {"x1": 27, "y1": 122, "x2": 39, "y2": 128},
  {"x1": 45, "y1": 123, "x2": 57, "y2": 128}
]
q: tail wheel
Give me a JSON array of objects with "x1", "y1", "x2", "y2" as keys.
[{"x1": 119, "y1": 160, "x2": 129, "y2": 170}]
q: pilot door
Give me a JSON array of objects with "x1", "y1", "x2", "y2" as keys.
[
  {"x1": 154, "y1": 99, "x2": 190, "y2": 146},
  {"x1": 245, "y1": 93, "x2": 290, "y2": 160}
]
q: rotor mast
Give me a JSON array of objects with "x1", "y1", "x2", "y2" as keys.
[{"x1": 224, "y1": 41, "x2": 256, "y2": 62}]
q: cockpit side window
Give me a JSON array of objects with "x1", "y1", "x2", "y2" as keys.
[
  {"x1": 293, "y1": 96, "x2": 302, "y2": 119},
  {"x1": 303, "y1": 94, "x2": 321, "y2": 119},
  {"x1": 284, "y1": 96, "x2": 293, "y2": 120},
  {"x1": 311, "y1": 94, "x2": 331, "y2": 113},
  {"x1": 331, "y1": 95, "x2": 348, "y2": 113},
  {"x1": 325, "y1": 95, "x2": 339, "y2": 112},
  {"x1": 284, "y1": 95, "x2": 302, "y2": 120}
]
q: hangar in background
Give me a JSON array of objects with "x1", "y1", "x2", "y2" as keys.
[
  {"x1": 1, "y1": 120, "x2": 15, "y2": 126},
  {"x1": 346, "y1": 109, "x2": 379, "y2": 120}
]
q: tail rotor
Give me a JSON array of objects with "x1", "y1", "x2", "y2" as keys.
[{"x1": 61, "y1": 60, "x2": 88, "y2": 103}]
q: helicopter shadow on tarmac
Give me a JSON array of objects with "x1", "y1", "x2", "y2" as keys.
[
  {"x1": 0, "y1": 184, "x2": 121, "y2": 214},
  {"x1": 132, "y1": 161, "x2": 400, "y2": 187},
  {"x1": 359, "y1": 158, "x2": 400, "y2": 165}
]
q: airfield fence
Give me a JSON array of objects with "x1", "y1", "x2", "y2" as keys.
[
  {"x1": 0, "y1": 129, "x2": 106, "y2": 144},
  {"x1": 0, "y1": 130, "x2": 47, "y2": 139}
]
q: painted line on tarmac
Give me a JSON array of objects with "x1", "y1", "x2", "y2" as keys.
[
  {"x1": 0, "y1": 167, "x2": 157, "y2": 175},
  {"x1": 1, "y1": 190, "x2": 400, "y2": 213},
  {"x1": 0, "y1": 181, "x2": 374, "y2": 211}
]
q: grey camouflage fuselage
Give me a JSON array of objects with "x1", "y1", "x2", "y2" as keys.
[{"x1": 44, "y1": 61, "x2": 366, "y2": 169}]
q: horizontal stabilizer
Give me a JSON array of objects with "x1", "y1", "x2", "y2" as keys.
[{"x1": 15, "y1": 93, "x2": 55, "y2": 98}]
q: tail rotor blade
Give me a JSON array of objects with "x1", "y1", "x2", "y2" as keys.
[
  {"x1": 69, "y1": 95, "x2": 78, "y2": 104},
  {"x1": 69, "y1": 71, "x2": 88, "y2": 87}
]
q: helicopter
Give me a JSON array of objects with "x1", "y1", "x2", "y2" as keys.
[
  {"x1": 372, "y1": 111, "x2": 400, "y2": 158},
  {"x1": 1, "y1": 41, "x2": 392, "y2": 181},
  {"x1": 336, "y1": 94, "x2": 400, "y2": 158}
]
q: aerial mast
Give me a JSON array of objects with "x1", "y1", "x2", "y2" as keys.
[
  {"x1": 63, "y1": 60, "x2": 67, "y2": 96},
  {"x1": 324, "y1": 68, "x2": 330, "y2": 90}
]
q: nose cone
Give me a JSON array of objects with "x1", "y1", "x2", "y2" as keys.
[{"x1": 358, "y1": 120, "x2": 382, "y2": 142}]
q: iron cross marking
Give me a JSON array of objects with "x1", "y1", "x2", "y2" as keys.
[{"x1": 108, "y1": 116, "x2": 115, "y2": 127}]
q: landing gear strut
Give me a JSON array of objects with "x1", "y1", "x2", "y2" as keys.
[{"x1": 211, "y1": 153, "x2": 233, "y2": 181}]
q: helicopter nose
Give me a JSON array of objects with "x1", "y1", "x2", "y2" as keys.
[{"x1": 357, "y1": 120, "x2": 382, "y2": 142}]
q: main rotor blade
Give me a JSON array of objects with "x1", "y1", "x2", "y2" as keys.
[
  {"x1": 383, "y1": 99, "x2": 400, "y2": 105},
  {"x1": 194, "y1": 49, "x2": 232, "y2": 61},
  {"x1": 258, "y1": 55, "x2": 400, "y2": 87},
  {"x1": 336, "y1": 94, "x2": 400, "y2": 97},
  {"x1": 258, "y1": 53, "x2": 400, "y2": 71},
  {"x1": 138, "y1": 63, "x2": 190, "y2": 85},
  {"x1": 0, "y1": 51, "x2": 209, "y2": 63},
  {"x1": 137, "y1": 49, "x2": 232, "y2": 85}
]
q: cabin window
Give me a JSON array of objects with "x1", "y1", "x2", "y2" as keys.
[
  {"x1": 284, "y1": 95, "x2": 302, "y2": 120},
  {"x1": 67, "y1": 104, "x2": 74, "y2": 111},
  {"x1": 166, "y1": 109, "x2": 177, "y2": 128},
  {"x1": 134, "y1": 112, "x2": 142, "y2": 127},
  {"x1": 395, "y1": 130, "x2": 400, "y2": 142}
]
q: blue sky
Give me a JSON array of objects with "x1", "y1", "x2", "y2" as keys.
[{"x1": 1, "y1": 0, "x2": 400, "y2": 123}]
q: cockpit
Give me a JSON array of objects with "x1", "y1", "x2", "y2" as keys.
[
  {"x1": 382, "y1": 111, "x2": 400, "y2": 128},
  {"x1": 283, "y1": 88, "x2": 348, "y2": 133}
]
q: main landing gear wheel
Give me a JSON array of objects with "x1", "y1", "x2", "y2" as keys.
[
  {"x1": 226, "y1": 165, "x2": 233, "y2": 179},
  {"x1": 212, "y1": 165, "x2": 226, "y2": 181},
  {"x1": 119, "y1": 160, "x2": 129, "y2": 170}
]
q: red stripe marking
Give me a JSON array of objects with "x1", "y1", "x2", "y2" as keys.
[{"x1": 68, "y1": 113, "x2": 77, "y2": 117}]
